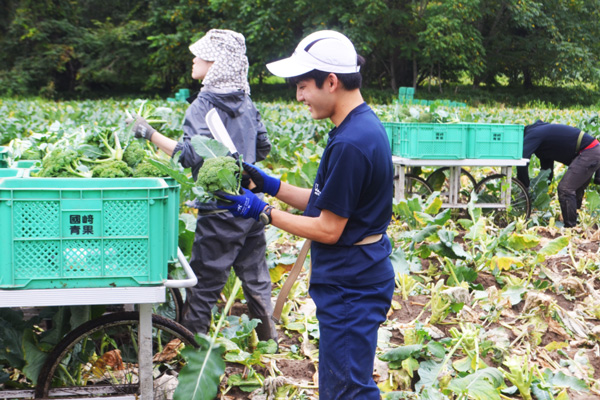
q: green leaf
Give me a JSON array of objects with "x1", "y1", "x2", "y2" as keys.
[
  {"x1": 538, "y1": 236, "x2": 569, "y2": 256},
  {"x1": 502, "y1": 285, "x2": 527, "y2": 305},
  {"x1": 227, "y1": 373, "x2": 263, "y2": 392},
  {"x1": 217, "y1": 168, "x2": 238, "y2": 194},
  {"x1": 22, "y1": 329, "x2": 49, "y2": 385},
  {"x1": 506, "y1": 234, "x2": 540, "y2": 250},
  {"x1": 379, "y1": 344, "x2": 424, "y2": 362},
  {"x1": 447, "y1": 367, "x2": 503, "y2": 400},
  {"x1": 415, "y1": 359, "x2": 445, "y2": 391},
  {"x1": 173, "y1": 334, "x2": 226, "y2": 400},
  {"x1": 390, "y1": 246, "x2": 411, "y2": 275},
  {"x1": 424, "y1": 195, "x2": 443, "y2": 215},
  {"x1": 190, "y1": 136, "x2": 230, "y2": 159},
  {"x1": 427, "y1": 341, "x2": 446, "y2": 359},
  {"x1": 586, "y1": 190, "x2": 600, "y2": 216},
  {"x1": 550, "y1": 370, "x2": 588, "y2": 391},
  {"x1": 412, "y1": 225, "x2": 441, "y2": 243}
]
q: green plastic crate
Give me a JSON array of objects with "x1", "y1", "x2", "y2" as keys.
[
  {"x1": 384, "y1": 122, "x2": 468, "y2": 159},
  {"x1": 0, "y1": 178, "x2": 178, "y2": 289},
  {"x1": 12, "y1": 160, "x2": 40, "y2": 169},
  {"x1": 0, "y1": 169, "x2": 24, "y2": 178},
  {"x1": 163, "y1": 177, "x2": 181, "y2": 263},
  {"x1": 467, "y1": 123, "x2": 524, "y2": 159}
]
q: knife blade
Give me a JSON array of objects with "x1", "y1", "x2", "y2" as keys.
[{"x1": 205, "y1": 108, "x2": 239, "y2": 157}]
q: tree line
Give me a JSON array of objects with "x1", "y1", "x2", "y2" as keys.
[{"x1": 1, "y1": 0, "x2": 599, "y2": 98}]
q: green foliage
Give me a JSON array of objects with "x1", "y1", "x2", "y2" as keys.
[
  {"x1": 2, "y1": 0, "x2": 599, "y2": 96},
  {"x1": 174, "y1": 334, "x2": 226, "y2": 400}
]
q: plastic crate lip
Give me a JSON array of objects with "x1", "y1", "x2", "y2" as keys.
[
  {"x1": 0, "y1": 169, "x2": 25, "y2": 178},
  {"x1": 0, "y1": 177, "x2": 171, "y2": 190}
]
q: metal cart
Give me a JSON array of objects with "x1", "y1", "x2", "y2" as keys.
[
  {"x1": 393, "y1": 156, "x2": 531, "y2": 220},
  {"x1": 0, "y1": 249, "x2": 197, "y2": 400}
]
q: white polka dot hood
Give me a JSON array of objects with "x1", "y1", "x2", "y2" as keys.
[{"x1": 189, "y1": 29, "x2": 250, "y2": 94}]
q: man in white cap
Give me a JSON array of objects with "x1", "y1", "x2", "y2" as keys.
[
  {"x1": 217, "y1": 30, "x2": 394, "y2": 399},
  {"x1": 126, "y1": 29, "x2": 278, "y2": 343}
]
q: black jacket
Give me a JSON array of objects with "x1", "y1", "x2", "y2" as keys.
[{"x1": 516, "y1": 120, "x2": 594, "y2": 187}]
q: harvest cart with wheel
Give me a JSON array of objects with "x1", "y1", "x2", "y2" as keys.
[
  {"x1": 0, "y1": 175, "x2": 198, "y2": 399},
  {"x1": 384, "y1": 122, "x2": 532, "y2": 223}
]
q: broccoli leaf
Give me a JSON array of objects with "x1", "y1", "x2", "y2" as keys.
[
  {"x1": 191, "y1": 136, "x2": 230, "y2": 159},
  {"x1": 217, "y1": 168, "x2": 238, "y2": 194}
]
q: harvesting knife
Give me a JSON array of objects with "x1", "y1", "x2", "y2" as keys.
[{"x1": 205, "y1": 108, "x2": 239, "y2": 158}]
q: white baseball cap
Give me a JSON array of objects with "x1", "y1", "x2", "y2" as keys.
[{"x1": 266, "y1": 30, "x2": 360, "y2": 78}]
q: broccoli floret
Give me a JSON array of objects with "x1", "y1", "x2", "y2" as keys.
[
  {"x1": 123, "y1": 140, "x2": 147, "y2": 168},
  {"x1": 133, "y1": 160, "x2": 167, "y2": 178},
  {"x1": 196, "y1": 156, "x2": 241, "y2": 194},
  {"x1": 36, "y1": 148, "x2": 91, "y2": 178},
  {"x1": 91, "y1": 160, "x2": 133, "y2": 178}
]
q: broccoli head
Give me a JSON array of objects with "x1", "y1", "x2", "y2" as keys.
[
  {"x1": 36, "y1": 148, "x2": 91, "y2": 178},
  {"x1": 133, "y1": 160, "x2": 167, "y2": 178},
  {"x1": 196, "y1": 156, "x2": 241, "y2": 195},
  {"x1": 123, "y1": 140, "x2": 147, "y2": 168},
  {"x1": 91, "y1": 160, "x2": 133, "y2": 178}
]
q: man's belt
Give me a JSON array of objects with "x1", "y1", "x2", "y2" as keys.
[{"x1": 271, "y1": 234, "x2": 383, "y2": 324}]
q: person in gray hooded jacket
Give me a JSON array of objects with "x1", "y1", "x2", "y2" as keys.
[{"x1": 126, "y1": 29, "x2": 277, "y2": 341}]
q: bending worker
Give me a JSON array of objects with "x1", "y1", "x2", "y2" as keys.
[
  {"x1": 517, "y1": 120, "x2": 600, "y2": 227},
  {"x1": 217, "y1": 30, "x2": 395, "y2": 399}
]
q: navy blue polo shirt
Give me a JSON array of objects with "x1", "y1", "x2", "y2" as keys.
[{"x1": 304, "y1": 102, "x2": 395, "y2": 286}]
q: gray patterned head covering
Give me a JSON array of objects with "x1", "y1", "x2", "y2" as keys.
[{"x1": 189, "y1": 29, "x2": 250, "y2": 94}]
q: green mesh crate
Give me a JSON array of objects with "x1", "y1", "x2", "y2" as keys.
[
  {"x1": 383, "y1": 122, "x2": 468, "y2": 159},
  {"x1": 0, "y1": 178, "x2": 178, "y2": 289},
  {"x1": 163, "y1": 177, "x2": 181, "y2": 263},
  {"x1": 467, "y1": 124, "x2": 524, "y2": 159}
]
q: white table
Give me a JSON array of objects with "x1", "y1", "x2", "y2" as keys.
[
  {"x1": 392, "y1": 156, "x2": 529, "y2": 209},
  {"x1": 0, "y1": 248, "x2": 197, "y2": 400}
]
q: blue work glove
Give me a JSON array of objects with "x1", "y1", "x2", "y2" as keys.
[
  {"x1": 125, "y1": 113, "x2": 156, "y2": 140},
  {"x1": 242, "y1": 162, "x2": 281, "y2": 196},
  {"x1": 215, "y1": 189, "x2": 267, "y2": 221}
]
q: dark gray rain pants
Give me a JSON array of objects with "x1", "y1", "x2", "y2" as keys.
[
  {"x1": 181, "y1": 210, "x2": 277, "y2": 341},
  {"x1": 557, "y1": 144, "x2": 600, "y2": 227}
]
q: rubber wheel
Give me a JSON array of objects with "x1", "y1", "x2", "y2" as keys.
[
  {"x1": 35, "y1": 311, "x2": 198, "y2": 398},
  {"x1": 426, "y1": 167, "x2": 476, "y2": 203},
  {"x1": 473, "y1": 174, "x2": 531, "y2": 225},
  {"x1": 404, "y1": 174, "x2": 434, "y2": 199}
]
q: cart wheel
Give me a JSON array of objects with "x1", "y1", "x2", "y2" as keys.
[
  {"x1": 35, "y1": 311, "x2": 198, "y2": 399},
  {"x1": 405, "y1": 174, "x2": 433, "y2": 199},
  {"x1": 426, "y1": 167, "x2": 477, "y2": 203},
  {"x1": 473, "y1": 174, "x2": 531, "y2": 225}
]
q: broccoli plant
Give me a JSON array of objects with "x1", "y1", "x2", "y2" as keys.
[
  {"x1": 80, "y1": 130, "x2": 124, "y2": 165},
  {"x1": 35, "y1": 148, "x2": 92, "y2": 178},
  {"x1": 133, "y1": 160, "x2": 168, "y2": 178},
  {"x1": 196, "y1": 157, "x2": 241, "y2": 194},
  {"x1": 91, "y1": 160, "x2": 133, "y2": 178},
  {"x1": 190, "y1": 136, "x2": 242, "y2": 202}
]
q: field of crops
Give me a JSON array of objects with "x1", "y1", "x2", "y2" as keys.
[{"x1": 1, "y1": 97, "x2": 600, "y2": 399}]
